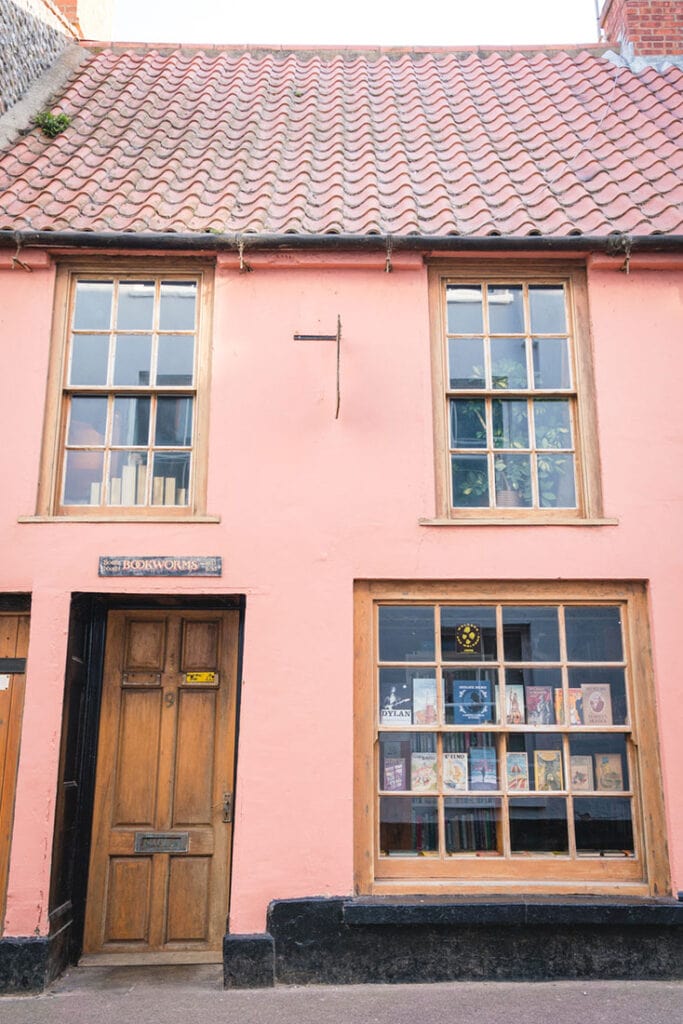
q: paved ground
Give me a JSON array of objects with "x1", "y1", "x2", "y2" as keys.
[{"x1": 0, "y1": 966, "x2": 681, "y2": 1024}]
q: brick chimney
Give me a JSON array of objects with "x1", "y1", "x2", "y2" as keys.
[
  {"x1": 600, "y1": 0, "x2": 683, "y2": 56},
  {"x1": 51, "y1": 0, "x2": 113, "y2": 40}
]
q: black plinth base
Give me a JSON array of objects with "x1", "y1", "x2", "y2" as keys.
[
  {"x1": 223, "y1": 932, "x2": 275, "y2": 988},
  {"x1": 221, "y1": 895, "x2": 683, "y2": 987}
]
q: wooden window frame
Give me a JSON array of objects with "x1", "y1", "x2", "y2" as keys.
[
  {"x1": 353, "y1": 580, "x2": 669, "y2": 898},
  {"x1": 428, "y1": 262, "x2": 603, "y2": 524},
  {"x1": 36, "y1": 260, "x2": 214, "y2": 520}
]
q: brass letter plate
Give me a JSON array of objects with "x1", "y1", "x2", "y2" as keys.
[{"x1": 134, "y1": 832, "x2": 189, "y2": 854}]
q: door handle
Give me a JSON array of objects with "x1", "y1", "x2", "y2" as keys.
[{"x1": 222, "y1": 792, "x2": 233, "y2": 823}]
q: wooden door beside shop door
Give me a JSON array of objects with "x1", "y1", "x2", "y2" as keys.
[
  {"x1": 83, "y1": 610, "x2": 239, "y2": 960},
  {"x1": 0, "y1": 613, "x2": 30, "y2": 931}
]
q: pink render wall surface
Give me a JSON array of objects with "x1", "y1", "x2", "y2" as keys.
[{"x1": 1, "y1": 253, "x2": 682, "y2": 936}]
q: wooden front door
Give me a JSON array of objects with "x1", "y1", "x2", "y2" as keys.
[
  {"x1": 0, "y1": 613, "x2": 30, "y2": 931},
  {"x1": 83, "y1": 610, "x2": 239, "y2": 958}
]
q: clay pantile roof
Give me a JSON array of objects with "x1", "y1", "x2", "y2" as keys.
[{"x1": 1, "y1": 45, "x2": 682, "y2": 237}]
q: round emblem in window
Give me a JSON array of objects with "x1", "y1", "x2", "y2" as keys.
[{"x1": 456, "y1": 623, "x2": 481, "y2": 654}]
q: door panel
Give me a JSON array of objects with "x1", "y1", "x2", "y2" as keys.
[
  {"x1": 0, "y1": 613, "x2": 30, "y2": 932},
  {"x1": 105, "y1": 858, "x2": 152, "y2": 942},
  {"x1": 114, "y1": 688, "x2": 162, "y2": 825},
  {"x1": 83, "y1": 609, "x2": 238, "y2": 956},
  {"x1": 174, "y1": 690, "x2": 215, "y2": 824},
  {"x1": 167, "y1": 857, "x2": 210, "y2": 940}
]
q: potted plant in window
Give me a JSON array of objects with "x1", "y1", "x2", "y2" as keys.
[{"x1": 493, "y1": 455, "x2": 531, "y2": 507}]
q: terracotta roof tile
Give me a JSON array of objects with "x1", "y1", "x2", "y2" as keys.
[{"x1": 0, "y1": 46, "x2": 681, "y2": 237}]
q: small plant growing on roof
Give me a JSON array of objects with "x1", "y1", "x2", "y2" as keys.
[{"x1": 33, "y1": 111, "x2": 71, "y2": 139}]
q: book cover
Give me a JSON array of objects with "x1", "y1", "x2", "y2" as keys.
[
  {"x1": 534, "y1": 750, "x2": 563, "y2": 791},
  {"x1": 379, "y1": 679, "x2": 412, "y2": 725},
  {"x1": 452, "y1": 680, "x2": 493, "y2": 725},
  {"x1": 383, "y1": 757, "x2": 407, "y2": 791},
  {"x1": 505, "y1": 684, "x2": 525, "y2": 724},
  {"x1": 569, "y1": 755, "x2": 594, "y2": 791},
  {"x1": 581, "y1": 684, "x2": 613, "y2": 726},
  {"x1": 526, "y1": 686, "x2": 555, "y2": 725},
  {"x1": 469, "y1": 747, "x2": 497, "y2": 790},
  {"x1": 505, "y1": 752, "x2": 529, "y2": 791},
  {"x1": 411, "y1": 751, "x2": 438, "y2": 792},
  {"x1": 554, "y1": 688, "x2": 583, "y2": 725},
  {"x1": 595, "y1": 753, "x2": 624, "y2": 791},
  {"x1": 413, "y1": 677, "x2": 438, "y2": 725},
  {"x1": 443, "y1": 751, "x2": 468, "y2": 792}
]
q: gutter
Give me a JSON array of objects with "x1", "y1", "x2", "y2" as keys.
[{"x1": 1, "y1": 230, "x2": 682, "y2": 255}]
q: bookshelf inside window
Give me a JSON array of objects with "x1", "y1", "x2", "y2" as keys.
[{"x1": 364, "y1": 590, "x2": 663, "y2": 889}]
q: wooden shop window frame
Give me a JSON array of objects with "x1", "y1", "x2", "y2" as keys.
[
  {"x1": 353, "y1": 580, "x2": 669, "y2": 898},
  {"x1": 35, "y1": 260, "x2": 214, "y2": 520},
  {"x1": 427, "y1": 262, "x2": 604, "y2": 524}
]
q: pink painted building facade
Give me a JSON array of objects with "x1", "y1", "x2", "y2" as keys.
[{"x1": 0, "y1": 0, "x2": 681, "y2": 990}]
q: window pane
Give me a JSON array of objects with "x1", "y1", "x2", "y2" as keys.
[
  {"x1": 568, "y1": 668, "x2": 628, "y2": 726},
  {"x1": 379, "y1": 797, "x2": 438, "y2": 856},
  {"x1": 494, "y1": 453, "x2": 531, "y2": 507},
  {"x1": 529, "y1": 286, "x2": 567, "y2": 334},
  {"x1": 73, "y1": 280, "x2": 112, "y2": 330},
  {"x1": 505, "y1": 667, "x2": 565, "y2": 724},
  {"x1": 538, "y1": 453, "x2": 576, "y2": 509},
  {"x1": 510, "y1": 797, "x2": 568, "y2": 853},
  {"x1": 565, "y1": 607, "x2": 623, "y2": 662},
  {"x1": 450, "y1": 400, "x2": 487, "y2": 449},
  {"x1": 151, "y1": 452, "x2": 190, "y2": 506},
  {"x1": 63, "y1": 449, "x2": 104, "y2": 505},
  {"x1": 503, "y1": 607, "x2": 560, "y2": 662},
  {"x1": 443, "y1": 670, "x2": 499, "y2": 725},
  {"x1": 117, "y1": 281, "x2": 154, "y2": 330},
  {"x1": 488, "y1": 285, "x2": 523, "y2": 334},
  {"x1": 448, "y1": 337, "x2": 485, "y2": 389},
  {"x1": 107, "y1": 451, "x2": 148, "y2": 505},
  {"x1": 451, "y1": 454, "x2": 489, "y2": 507},
  {"x1": 113, "y1": 334, "x2": 152, "y2": 386},
  {"x1": 491, "y1": 337, "x2": 528, "y2": 389},
  {"x1": 379, "y1": 668, "x2": 437, "y2": 724},
  {"x1": 574, "y1": 798, "x2": 634, "y2": 856},
  {"x1": 569, "y1": 734, "x2": 629, "y2": 791},
  {"x1": 534, "y1": 400, "x2": 572, "y2": 449},
  {"x1": 532, "y1": 337, "x2": 570, "y2": 389},
  {"x1": 380, "y1": 732, "x2": 438, "y2": 791},
  {"x1": 492, "y1": 400, "x2": 529, "y2": 449},
  {"x1": 378, "y1": 607, "x2": 435, "y2": 663},
  {"x1": 67, "y1": 396, "x2": 107, "y2": 445},
  {"x1": 157, "y1": 335, "x2": 195, "y2": 386},
  {"x1": 159, "y1": 281, "x2": 197, "y2": 330},
  {"x1": 70, "y1": 334, "x2": 109, "y2": 385},
  {"x1": 112, "y1": 397, "x2": 150, "y2": 446},
  {"x1": 447, "y1": 286, "x2": 483, "y2": 334},
  {"x1": 507, "y1": 667, "x2": 561, "y2": 724},
  {"x1": 445, "y1": 797, "x2": 502, "y2": 854},
  {"x1": 441, "y1": 606, "x2": 497, "y2": 661},
  {"x1": 155, "y1": 397, "x2": 193, "y2": 446}
]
